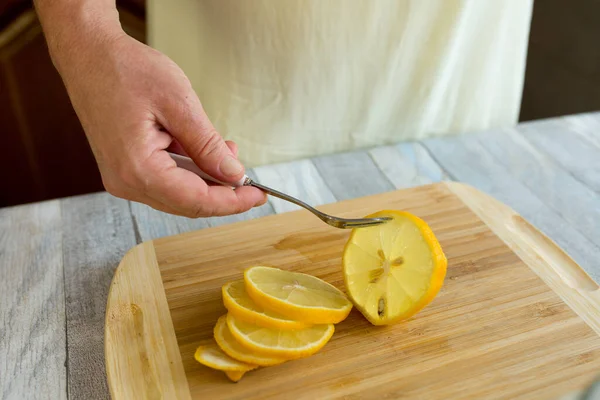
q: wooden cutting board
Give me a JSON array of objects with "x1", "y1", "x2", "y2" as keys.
[{"x1": 104, "y1": 182, "x2": 600, "y2": 400}]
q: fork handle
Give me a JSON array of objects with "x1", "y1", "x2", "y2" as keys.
[{"x1": 167, "y1": 152, "x2": 248, "y2": 187}]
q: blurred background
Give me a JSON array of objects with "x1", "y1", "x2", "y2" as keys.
[{"x1": 1, "y1": 0, "x2": 599, "y2": 207}]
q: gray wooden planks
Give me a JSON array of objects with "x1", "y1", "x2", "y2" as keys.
[
  {"x1": 563, "y1": 112, "x2": 600, "y2": 150},
  {"x1": 3, "y1": 112, "x2": 600, "y2": 400},
  {"x1": 369, "y1": 142, "x2": 448, "y2": 189},
  {"x1": 474, "y1": 127, "x2": 600, "y2": 251},
  {"x1": 61, "y1": 192, "x2": 136, "y2": 400},
  {"x1": 312, "y1": 150, "x2": 394, "y2": 200},
  {"x1": 519, "y1": 118, "x2": 600, "y2": 193},
  {"x1": 0, "y1": 201, "x2": 67, "y2": 400},
  {"x1": 422, "y1": 133, "x2": 600, "y2": 282},
  {"x1": 129, "y1": 201, "x2": 210, "y2": 243},
  {"x1": 396, "y1": 142, "x2": 448, "y2": 182},
  {"x1": 253, "y1": 160, "x2": 336, "y2": 213}
]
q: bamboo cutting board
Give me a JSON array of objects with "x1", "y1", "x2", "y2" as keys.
[{"x1": 104, "y1": 182, "x2": 600, "y2": 400}]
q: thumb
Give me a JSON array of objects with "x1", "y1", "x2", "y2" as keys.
[{"x1": 161, "y1": 95, "x2": 244, "y2": 183}]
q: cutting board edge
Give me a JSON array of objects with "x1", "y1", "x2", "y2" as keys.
[
  {"x1": 104, "y1": 241, "x2": 192, "y2": 400},
  {"x1": 104, "y1": 183, "x2": 600, "y2": 399},
  {"x1": 444, "y1": 182, "x2": 600, "y2": 335}
]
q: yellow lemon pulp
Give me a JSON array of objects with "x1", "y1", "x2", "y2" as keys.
[
  {"x1": 226, "y1": 313, "x2": 334, "y2": 359},
  {"x1": 343, "y1": 210, "x2": 447, "y2": 325},
  {"x1": 214, "y1": 315, "x2": 287, "y2": 366},
  {"x1": 223, "y1": 281, "x2": 309, "y2": 330},
  {"x1": 244, "y1": 266, "x2": 352, "y2": 324}
]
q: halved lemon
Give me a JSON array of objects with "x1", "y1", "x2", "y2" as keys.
[
  {"x1": 343, "y1": 210, "x2": 447, "y2": 325},
  {"x1": 223, "y1": 281, "x2": 309, "y2": 330},
  {"x1": 226, "y1": 313, "x2": 334, "y2": 359},
  {"x1": 214, "y1": 315, "x2": 287, "y2": 367},
  {"x1": 244, "y1": 266, "x2": 352, "y2": 324},
  {"x1": 194, "y1": 343, "x2": 257, "y2": 372}
]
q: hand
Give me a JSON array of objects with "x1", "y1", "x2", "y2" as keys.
[{"x1": 56, "y1": 32, "x2": 266, "y2": 217}]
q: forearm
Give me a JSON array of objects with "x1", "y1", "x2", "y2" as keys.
[{"x1": 34, "y1": 0, "x2": 123, "y2": 75}]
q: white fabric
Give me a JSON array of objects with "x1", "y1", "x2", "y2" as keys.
[{"x1": 148, "y1": 0, "x2": 533, "y2": 167}]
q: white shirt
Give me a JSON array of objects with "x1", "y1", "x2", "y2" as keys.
[{"x1": 149, "y1": 0, "x2": 533, "y2": 167}]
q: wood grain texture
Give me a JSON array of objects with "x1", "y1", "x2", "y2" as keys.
[
  {"x1": 474, "y1": 127, "x2": 600, "y2": 250},
  {"x1": 105, "y1": 241, "x2": 190, "y2": 400},
  {"x1": 563, "y1": 112, "x2": 600, "y2": 150},
  {"x1": 253, "y1": 160, "x2": 336, "y2": 213},
  {"x1": 422, "y1": 134, "x2": 600, "y2": 283},
  {"x1": 519, "y1": 118, "x2": 600, "y2": 193},
  {"x1": 4, "y1": 112, "x2": 600, "y2": 399},
  {"x1": 61, "y1": 193, "x2": 136, "y2": 399},
  {"x1": 107, "y1": 183, "x2": 600, "y2": 399},
  {"x1": 0, "y1": 201, "x2": 67, "y2": 400},
  {"x1": 312, "y1": 150, "x2": 394, "y2": 200},
  {"x1": 130, "y1": 202, "x2": 210, "y2": 243},
  {"x1": 446, "y1": 182, "x2": 600, "y2": 330},
  {"x1": 369, "y1": 142, "x2": 448, "y2": 188}
]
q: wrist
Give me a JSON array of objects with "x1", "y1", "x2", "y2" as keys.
[{"x1": 35, "y1": 1, "x2": 124, "y2": 76}]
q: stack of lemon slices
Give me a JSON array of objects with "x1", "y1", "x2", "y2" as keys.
[
  {"x1": 195, "y1": 210, "x2": 447, "y2": 382},
  {"x1": 194, "y1": 266, "x2": 353, "y2": 382}
]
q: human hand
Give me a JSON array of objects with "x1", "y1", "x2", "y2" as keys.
[{"x1": 54, "y1": 31, "x2": 266, "y2": 217}]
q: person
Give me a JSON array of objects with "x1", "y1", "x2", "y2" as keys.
[{"x1": 34, "y1": 0, "x2": 533, "y2": 218}]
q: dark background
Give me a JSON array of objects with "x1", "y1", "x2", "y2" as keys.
[{"x1": 1, "y1": 0, "x2": 599, "y2": 207}]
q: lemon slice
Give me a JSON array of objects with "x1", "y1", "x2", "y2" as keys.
[
  {"x1": 194, "y1": 343, "x2": 257, "y2": 372},
  {"x1": 214, "y1": 315, "x2": 287, "y2": 366},
  {"x1": 343, "y1": 210, "x2": 447, "y2": 325},
  {"x1": 225, "y1": 371, "x2": 245, "y2": 383},
  {"x1": 223, "y1": 281, "x2": 309, "y2": 330},
  {"x1": 226, "y1": 313, "x2": 334, "y2": 359},
  {"x1": 244, "y1": 266, "x2": 352, "y2": 324}
]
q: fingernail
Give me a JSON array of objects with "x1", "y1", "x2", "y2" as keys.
[{"x1": 220, "y1": 156, "x2": 244, "y2": 176}]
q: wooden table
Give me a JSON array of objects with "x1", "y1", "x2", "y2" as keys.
[{"x1": 2, "y1": 113, "x2": 600, "y2": 400}]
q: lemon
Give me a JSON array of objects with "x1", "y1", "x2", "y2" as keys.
[
  {"x1": 343, "y1": 210, "x2": 447, "y2": 325},
  {"x1": 223, "y1": 281, "x2": 309, "y2": 330},
  {"x1": 214, "y1": 315, "x2": 287, "y2": 367},
  {"x1": 226, "y1": 313, "x2": 334, "y2": 359},
  {"x1": 244, "y1": 266, "x2": 352, "y2": 324},
  {"x1": 224, "y1": 371, "x2": 245, "y2": 383},
  {"x1": 194, "y1": 343, "x2": 257, "y2": 372}
]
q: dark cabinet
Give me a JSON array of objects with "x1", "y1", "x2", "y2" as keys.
[
  {"x1": 0, "y1": 2, "x2": 145, "y2": 207},
  {"x1": 519, "y1": 0, "x2": 600, "y2": 121}
]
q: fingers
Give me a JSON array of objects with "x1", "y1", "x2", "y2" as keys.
[
  {"x1": 165, "y1": 138, "x2": 241, "y2": 187},
  {"x1": 140, "y1": 150, "x2": 266, "y2": 218},
  {"x1": 158, "y1": 91, "x2": 245, "y2": 185},
  {"x1": 133, "y1": 196, "x2": 193, "y2": 217},
  {"x1": 165, "y1": 132, "x2": 239, "y2": 161},
  {"x1": 102, "y1": 174, "x2": 191, "y2": 217},
  {"x1": 225, "y1": 140, "x2": 238, "y2": 157},
  {"x1": 101, "y1": 127, "x2": 265, "y2": 217},
  {"x1": 166, "y1": 138, "x2": 188, "y2": 157}
]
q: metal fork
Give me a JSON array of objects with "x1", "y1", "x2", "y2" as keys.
[{"x1": 169, "y1": 152, "x2": 391, "y2": 229}]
